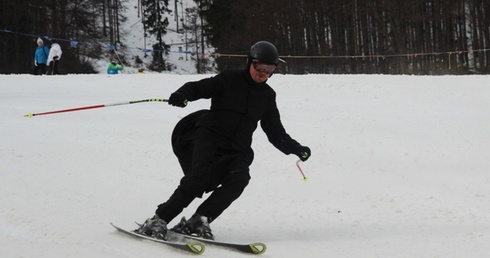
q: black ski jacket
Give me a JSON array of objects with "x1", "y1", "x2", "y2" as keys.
[{"x1": 172, "y1": 69, "x2": 301, "y2": 168}]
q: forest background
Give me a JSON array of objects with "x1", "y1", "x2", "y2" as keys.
[{"x1": 1, "y1": 0, "x2": 489, "y2": 75}]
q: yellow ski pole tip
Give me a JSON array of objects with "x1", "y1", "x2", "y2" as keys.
[
  {"x1": 25, "y1": 113, "x2": 34, "y2": 118},
  {"x1": 303, "y1": 177, "x2": 308, "y2": 182}
]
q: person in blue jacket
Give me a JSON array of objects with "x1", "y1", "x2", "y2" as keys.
[
  {"x1": 107, "y1": 61, "x2": 124, "y2": 74},
  {"x1": 32, "y1": 38, "x2": 50, "y2": 75}
]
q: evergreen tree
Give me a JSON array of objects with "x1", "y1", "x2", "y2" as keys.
[{"x1": 141, "y1": 0, "x2": 171, "y2": 71}]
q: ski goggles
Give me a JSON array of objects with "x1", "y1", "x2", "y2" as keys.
[{"x1": 252, "y1": 61, "x2": 277, "y2": 75}]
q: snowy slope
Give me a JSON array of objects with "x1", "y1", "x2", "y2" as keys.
[{"x1": 1, "y1": 74, "x2": 490, "y2": 257}]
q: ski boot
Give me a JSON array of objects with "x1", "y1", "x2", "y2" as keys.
[
  {"x1": 172, "y1": 213, "x2": 214, "y2": 240},
  {"x1": 134, "y1": 215, "x2": 168, "y2": 240}
]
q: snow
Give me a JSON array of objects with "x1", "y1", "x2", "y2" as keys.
[{"x1": 1, "y1": 73, "x2": 490, "y2": 257}]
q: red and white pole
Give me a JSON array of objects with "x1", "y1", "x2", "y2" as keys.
[{"x1": 24, "y1": 98, "x2": 167, "y2": 117}]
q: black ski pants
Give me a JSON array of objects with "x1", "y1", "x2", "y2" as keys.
[
  {"x1": 156, "y1": 128, "x2": 251, "y2": 224},
  {"x1": 47, "y1": 59, "x2": 60, "y2": 75},
  {"x1": 32, "y1": 64, "x2": 47, "y2": 75}
]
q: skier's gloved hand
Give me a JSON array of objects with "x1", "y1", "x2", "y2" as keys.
[
  {"x1": 294, "y1": 145, "x2": 311, "y2": 161},
  {"x1": 168, "y1": 92, "x2": 188, "y2": 107},
  {"x1": 53, "y1": 56, "x2": 59, "y2": 61},
  {"x1": 34, "y1": 60, "x2": 38, "y2": 66}
]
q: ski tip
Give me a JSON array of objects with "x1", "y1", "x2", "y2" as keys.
[
  {"x1": 249, "y1": 242, "x2": 267, "y2": 255},
  {"x1": 188, "y1": 242, "x2": 205, "y2": 255}
]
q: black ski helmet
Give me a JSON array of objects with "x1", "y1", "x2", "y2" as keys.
[{"x1": 247, "y1": 41, "x2": 279, "y2": 65}]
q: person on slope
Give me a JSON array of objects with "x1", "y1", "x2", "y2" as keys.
[
  {"x1": 46, "y1": 39, "x2": 62, "y2": 75},
  {"x1": 136, "y1": 41, "x2": 311, "y2": 240},
  {"x1": 32, "y1": 37, "x2": 50, "y2": 75},
  {"x1": 107, "y1": 61, "x2": 124, "y2": 74}
]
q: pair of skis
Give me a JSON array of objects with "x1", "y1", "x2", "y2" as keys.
[{"x1": 111, "y1": 223, "x2": 267, "y2": 255}]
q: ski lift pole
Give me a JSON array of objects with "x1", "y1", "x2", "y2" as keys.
[
  {"x1": 114, "y1": 47, "x2": 124, "y2": 65},
  {"x1": 24, "y1": 99, "x2": 168, "y2": 118}
]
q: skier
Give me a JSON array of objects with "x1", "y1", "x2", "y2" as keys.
[
  {"x1": 136, "y1": 41, "x2": 311, "y2": 240},
  {"x1": 32, "y1": 38, "x2": 50, "y2": 75},
  {"x1": 107, "y1": 61, "x2": 124, "y2": 74},
  {"x1": 46, "y1": 39, "x2": 62, "y2": 75}
]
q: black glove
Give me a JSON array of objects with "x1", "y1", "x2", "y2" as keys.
[
  {"x1": 168, "y1": 92, "x2": 188, "y2": 107},
  {"x1": 294, "y1": 145, "x2": 311, "y2": 161}
]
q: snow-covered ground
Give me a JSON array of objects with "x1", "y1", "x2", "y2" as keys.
[{"x1": 1, "y1": 74, "x2": 490, "y2": 257}]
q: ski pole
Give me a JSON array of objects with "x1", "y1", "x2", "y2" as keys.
[
  {"x1": 24, "y1": 98, "x2": 168, "y2": 118},
  {"x1": 296, "y1": 160, "x2": 308, "y2": 182}
]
